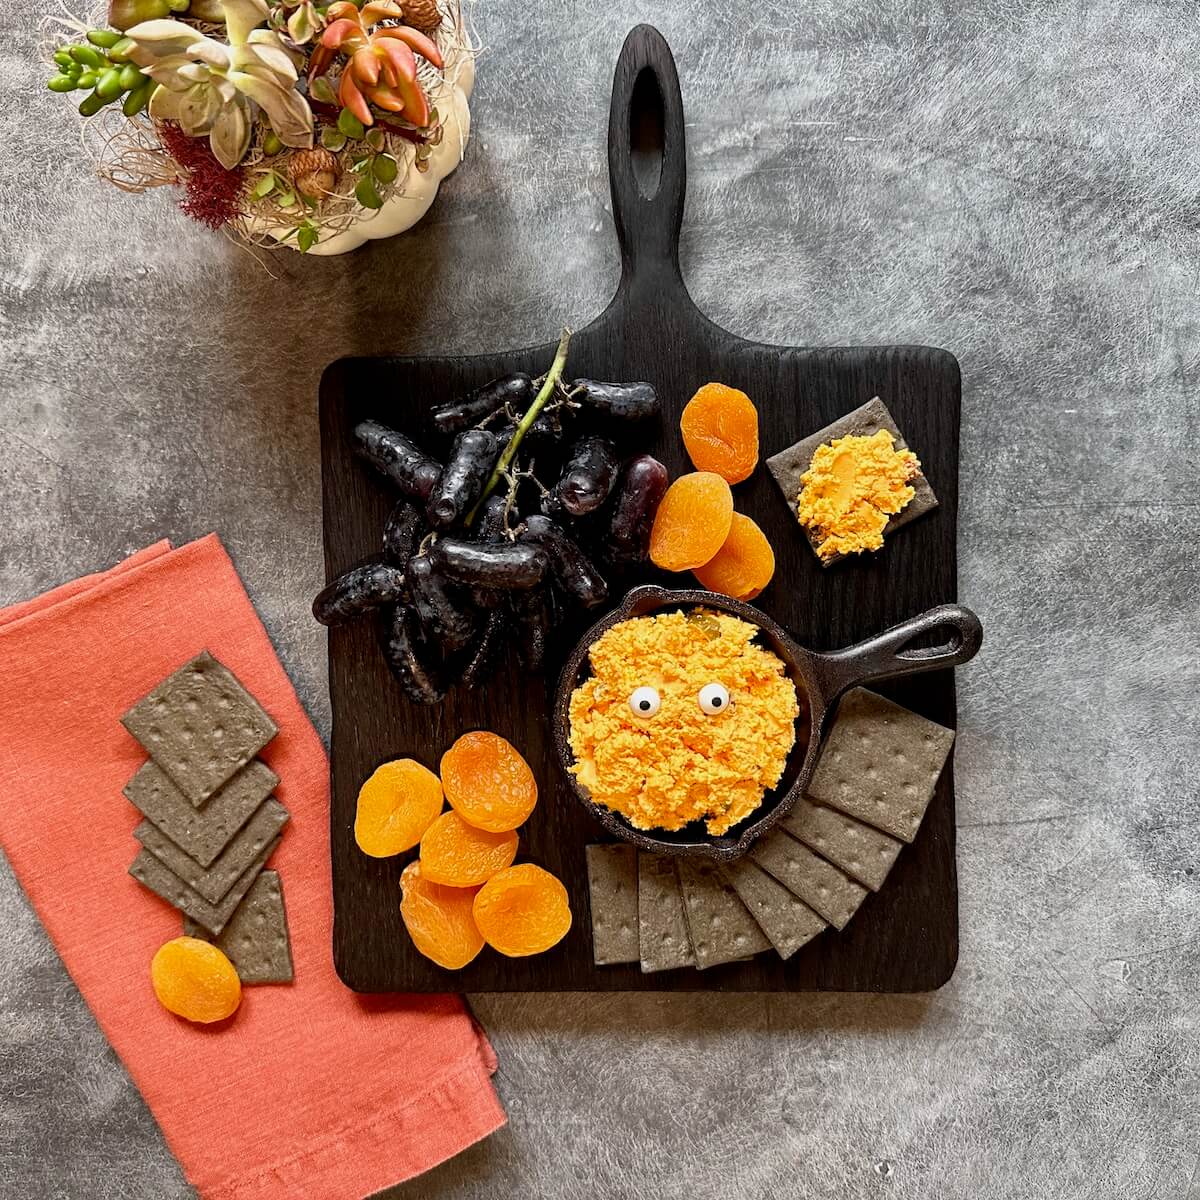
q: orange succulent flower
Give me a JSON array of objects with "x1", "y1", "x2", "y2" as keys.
[{"x1": 310, "y1": 0, "x2": 444, "y2": 128}]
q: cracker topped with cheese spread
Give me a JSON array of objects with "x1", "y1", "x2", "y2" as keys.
[
  {"x1": 765, "y1": 396, "x2": 939, "y2": 565},
  {"x1": 797, "y1": 428, "x2": 920, "y2": 563},
  {"x1": 567, "y1": 610, "x2": 799, "y2": 835}
]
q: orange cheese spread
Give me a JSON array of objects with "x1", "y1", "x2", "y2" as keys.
[
  {"x1": 567, "y1": 610, "x2": 799, "y2": 835},
  {"x1": 797, "y1": 429, "x2": 920, "y2": 562}
]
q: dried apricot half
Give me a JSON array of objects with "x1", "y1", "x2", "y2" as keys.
[
  {"x1": 151, "y1": 936, "x2": 241, "y2": 1024},
  {"x1": 649, "y1": 472, "x2": 734, "y2": 572},
  {"x1": 400, "y1": 861, "x2": 485, "y2": 970},
  {"x1": 692, "y1": 512, "x2": 776, "y2": 600},
  {"x1": 355, "y1": 758, "x2": 443, "y2": 857},
  {"x1": 472, "y1": 863, "x2": 572, "y2": 957},
  {"x1": 420, "y1": 811, "x2": 519, "y2": 887},
  {"x1": 680, "y1": 383, "x2": 759, "y2": 484},
  {"x1": 440, "y1": 732, "x2": 538, "y2": 833}
]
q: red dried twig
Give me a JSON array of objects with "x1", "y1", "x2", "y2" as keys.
[{"x1": 157, "y1": 122, "x2": 246, "y2": 229}]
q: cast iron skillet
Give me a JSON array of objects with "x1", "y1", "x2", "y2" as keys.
[{"x1": 552, "y1": 585, "x2": 983, "y2": 862}]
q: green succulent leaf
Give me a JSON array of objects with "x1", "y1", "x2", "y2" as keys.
[
  {"x1": 288, "y1": 5, "x2": 317, "y2": 44},
  {"x1": 252, "y1": 171, "x2": 277, "y2": 199},
  {"x1": 87, "y1": 29, "x2": 123, "y2": 49},
  {"x1": 122, "y1": 78, "x2": 155, "y2": 115},
  {"x1": 337, "y1": 107, "x2": 366, "y2": 139},
  {"x1": 122, "y1": 20, "x2": 207, "y2": 61},
  {"x1": 209, "y1": 98, "x2": 253, "y2": 170},
  {"x1": 176, "y1": 80, "x2": 222, "y2": 135},
  {"x1": 94, "y1": 67, "x2": 125, "y2": 100},
  {"x1": 355, "y1": 175, "x2": 383, "y2": 210},
  {"x1": 78, "y1": 90, "x2": 115, "y2": 116},
  {"x1": 108, "y1": 0, "x2": 173, "y2": 32},
  {"x1": 70, "y1": 44, "x2": 107, "y2": 69},
  {"x1": 320, "y1": 126, "x2": 347, "y2": 151},
  {"x1": 372, "y1": 153, "x2": 398, "y2": 184},
  {"x1": 229, "y1": 69, "x2": 313, "y2": 148},
  {"x1": 297, "y1": 223, "x2": 319, "y2": 253},
  {"x1": 223, "y1": 0, "x2": 272, "y2": 47},
  {"x1": 235, "y1": 39, "x2": 297, "y2": 83},
  {"x1": 309, "y1": 74, "x2": 337, "y2": 104}
]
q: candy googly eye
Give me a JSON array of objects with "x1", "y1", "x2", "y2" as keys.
[
  {"x1": 697, "y1": 683, "x2": 730, "y2": 714},
  {"x1": 628, "y1": 686, "x2": 661, "y2": 717}
]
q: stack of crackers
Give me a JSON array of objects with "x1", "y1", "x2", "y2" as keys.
[
  {"x1": 586, "y1": 688, "x2": 955, "y2": 971},
  {"x1": 122, "y1": 652, "x2": 293, "y2": 984}
]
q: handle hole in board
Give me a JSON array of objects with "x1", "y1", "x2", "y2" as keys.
[{"x1": 629, "y1": 66, "x2": 664, "y2": 200}]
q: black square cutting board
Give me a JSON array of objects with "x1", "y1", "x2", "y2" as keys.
[{"x1": 320, "y1": 26, "x2": 963, "y2": 992}]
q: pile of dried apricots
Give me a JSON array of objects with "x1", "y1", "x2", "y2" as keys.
[
  {"x1": 650, "y1": 383, "x2": 776, "y2": 601},
  {"x1": 355, "y1": 732, "x2": 572, "y2": 969}
]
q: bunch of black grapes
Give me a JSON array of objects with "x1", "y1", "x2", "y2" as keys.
[{"x1": 313, "y1": 362, "x2": 669, "y2": 703}]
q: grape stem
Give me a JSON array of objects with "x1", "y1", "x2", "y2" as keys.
[
  {"x1": 467, "y1": 327, "x2": 572, "y2": 525},
  {"x1": 499, "y1": 465, "x2": 523, "y2": 536}
]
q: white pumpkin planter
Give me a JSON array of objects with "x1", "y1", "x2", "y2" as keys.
[{"x1": 248, "y1": 51, "x2": 474, "y2": 256}]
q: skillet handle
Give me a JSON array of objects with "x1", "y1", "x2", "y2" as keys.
[{"x1": 806, "y1": 604, "x2": 983, "y2": 710}]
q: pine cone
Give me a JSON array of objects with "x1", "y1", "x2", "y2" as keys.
[
  {"x1": 288, "y1": 148, "x2": 339, "y2": 201},
  {"x1": 401, "y1": 0, "x2": 441, "y2": 30}
]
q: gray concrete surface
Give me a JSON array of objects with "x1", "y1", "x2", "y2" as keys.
[{"x1": 2, "y1": 1, "x2": 1198, "y2": 1197}]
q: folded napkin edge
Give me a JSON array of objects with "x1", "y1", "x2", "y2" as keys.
[
  {"x1": 0, "y1": 537, "x2": 219, "y2": 641},
  {"x1": 200, "y1": 1050, "x2": 506, "y2": 1200},
  {"x1": 0, "y1": 539, "x2": 173, "y2": 630}
]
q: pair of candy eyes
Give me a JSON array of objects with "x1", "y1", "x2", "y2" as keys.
[{"x1": 628, "y1": 683, "x2": 730, "y2": 717}]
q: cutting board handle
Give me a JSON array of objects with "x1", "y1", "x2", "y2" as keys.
[{"x1": 608, "y1": 25, "x2": 690, "y2": 301}]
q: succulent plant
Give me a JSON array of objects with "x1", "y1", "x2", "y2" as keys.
[
  {"x1": 47, "y1": 29, "x2": 155, "y2": 118},
  {"x1": 109, "y1": 0, "x2": 222, "y2": 30},
  {"x1": 308, "y1": 1, "x2": 443, "y2": 129},
  {"x1": 124, "y1": 0, "x2": 314, "y2": 169},
  {"x1": 271, "y1": 0, "x2": 324, "y2": 45}
]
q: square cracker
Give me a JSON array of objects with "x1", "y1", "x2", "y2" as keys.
[
  {"x1": 586, "y1": 844, "x2": 639, "y2": 966},
  {"x1": 749, "y1": 830, "x2": 868, "y2": 930},
  {"x1": 780, "y1": 797, "x2": 904, "y2": 891},
  {"x1": 638, "y1": 853, "x2": 695, "y2": 973},
  {"x1": 676, "y1": 858, "x2": 771, "y2": 969},
  {"x1": 129, "y1": 834, "x2": 280, "y2": 936},
  {"x1": 124, "y1": 758, "x2": 278, "y2": 869},
  {"x1": 134, "y1": 798, "x2": 289, "y2": 905},
  {"x1": 808, "y1": 688, "x2": 955, "y2": 843},
  {"x1": 722, "y1": 858, "x2": 827, "y2": 959},
  {"x1": 184, "y1": 870, "x2": 293, "y2": 984},
  {"x1": 765, "y1": 396, "x2": 939, "y2": 564},
  {"x1": 121, "y1": 651, "x2": 278, "y2": 806}
]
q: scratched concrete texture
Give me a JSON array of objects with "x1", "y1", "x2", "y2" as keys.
[{"x1": 1, "y1": 0, "x2": 1197, "y2": 1197}]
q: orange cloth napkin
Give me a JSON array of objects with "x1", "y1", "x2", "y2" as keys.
[{"x1": 0, "y1": 535, "x2": 505, "y2": 1200}]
